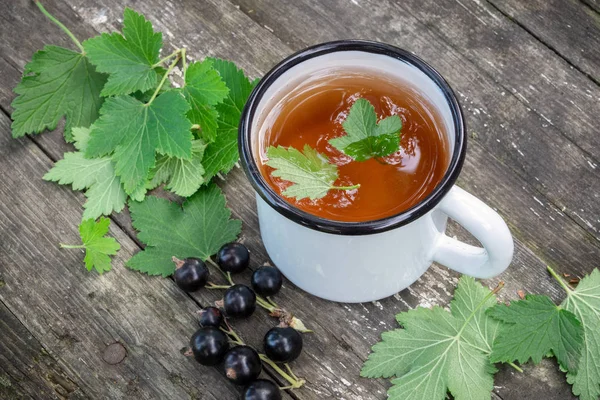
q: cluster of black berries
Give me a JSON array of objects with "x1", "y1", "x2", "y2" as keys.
[{"x1": 173, "y1": 243, "x2": 303, "y2": 400}]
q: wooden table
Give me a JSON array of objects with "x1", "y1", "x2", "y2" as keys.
[{"x1": 1, "y1": 0, "x2": 599, "y2": 399}]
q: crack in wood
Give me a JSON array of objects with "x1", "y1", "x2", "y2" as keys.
[{"x1": 485, "y1": 0, "x2": 600, "y2": 88}]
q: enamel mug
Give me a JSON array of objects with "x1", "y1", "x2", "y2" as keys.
[{"x1": 239, "y1": 40, "x2": 513, "y2": 303}]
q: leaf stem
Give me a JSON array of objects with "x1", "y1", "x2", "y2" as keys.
[
  {"x1": 35, "y1": 1, "x2": 85, "y2": 53},
  {"x1": 146, "y1": 53, "x2": 180, "y2": 105},
  {"x1": 508, "y1": 362, "x2": 524, "y2": 373},
  {"x1": 547, "y1": 265, "x2": 574, "y2": 294},
  {"x1": 152, "y1": 49, "x2": 181, "y2": 68},
  {"x1": 181, "y1": 47, "x2": 188, "y2": 84},
  {"x1": 331, "y1": 183, "x2": 360, "y2": 191},
  {"x1": 59, "y1": 244, "x2": 85, "y2": 249}
]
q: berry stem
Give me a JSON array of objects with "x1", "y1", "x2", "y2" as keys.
[
  {"x1": 259, "y1": 354, "x2": 305, "y2": 389},
  {"x1": 284, "y1": 363, "x2": 300, "y2": 381},
  {"x1": 256, "y1": 296, "x2": 277, "y2": 312},
  {"x1": 266, "y1": 296, "x2": 279, "y2": 309},
  {"x1": 547, "y1": 265, "x2": 574, "y2": 294},
  {"x1": 205, "y1": 256, "x2": 310, "y2": 330},
  {"x1": 152, "y1": 48, "x2": 181, "y2": 68},
  {"x1": 59, "y1": 244, "x2": 85, "y2": 249},
  {"x1": 35, "y1": 1, "x2": 85, "y2": 53},
  {"x1": 206, "y1": 283, "x2": 232, "y2": 290},
  {"x1": 146, "y1": 53, "x2": 180, "y2": 105},
  {"x1": 206, "y1": 258, "x2": 235, "y2": 285},
  {"x1": 220, "y1": 318, "x2": 304, "y2": 388}
]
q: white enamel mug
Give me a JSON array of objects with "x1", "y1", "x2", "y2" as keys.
[{"x1": 239, "y1": 41, "x2": 513, "y2": 303}]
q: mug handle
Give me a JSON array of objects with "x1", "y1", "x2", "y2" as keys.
[{"x1": 431, "y1": 186, "x2": 514, "y2": 278}]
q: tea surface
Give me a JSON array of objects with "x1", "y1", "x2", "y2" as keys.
[{"x1": 259, "y1": 70, "x2": 450, "y2": 222}]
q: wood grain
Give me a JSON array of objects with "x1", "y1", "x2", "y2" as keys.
[
  {"x1": 489, "y1": 0, "x2": 600, "y2": 83},
  {"x1": 0, "y1": 112, "x2": 245, "y2": 399},
  {"x1": 0, "y1": 301, "x2": 87, "y2": 400},
  {"x1": 232, "y1": 0, "x2": 600, "y2": 240},
  {"x1": 0, "y1": 0, "x2": 597, "y2": 399}
]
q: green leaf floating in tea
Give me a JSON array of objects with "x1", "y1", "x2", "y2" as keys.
[
  {"x1": 266, "y1": 144, "x2": 360, "y2": 201},
  {"x1": 329, "y1": 98, "x2": 402, "y2": 161}
]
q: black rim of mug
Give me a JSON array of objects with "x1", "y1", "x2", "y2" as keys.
[{"x1": 238, "y1": 40, "x2": 467, "y2": 236}]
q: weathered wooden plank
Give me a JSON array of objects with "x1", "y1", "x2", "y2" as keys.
[
  {"x1": 43, "y1": 2, "x2": 598, "y2": 399},
  {"x1": 0, "y1": 0, "x2": 595, "y2": 399},
  {"x1": 0, "y1": 300, "x2": 87, "y2": 400},
  {"x1": 489, "y1": 0, "x2": 600, "y2": 83},
  {"x1": 0, "y1": 113, "x2": 243, "y2": 399},
  {"x1": 232, "y1": 0, "x2": 600, "y2": 241}
]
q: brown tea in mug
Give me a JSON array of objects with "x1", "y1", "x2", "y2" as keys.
[{"x1": 258, "y1": 70, "x2": 450, "y2": 222}]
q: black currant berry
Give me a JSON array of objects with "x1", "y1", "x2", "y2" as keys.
[
  {"x1": 217, "y1": 242, "x2": 250, "y2": 274},
  {"x1": 223, "y1": 346, "x2": 262, "y2": 385},
  {"x1": 263, "y1": 327, "x2": 303, "y2": 363},
  {"x1": 243, "y1": 379, "x2": 282, "y2": 400},
  {"x1": 173, "y1": 258, "x2": 209, "y2": 292},
  {"x1": 199, "y1": 307, "x2": 223, "y2": 328},
  {"x1": 251, "y1": 266, "x2": 283, "y2": 297},
  {"x1": 190, "y1": 327, "x2": 229, "y2": 366},
  {"x1": 223, "y1": 284, "x2": 256, "y2": 318}
]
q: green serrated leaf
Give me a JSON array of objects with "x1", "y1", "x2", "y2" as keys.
[
  {"x1": 83, "y1": 8, "x2": 162, "y2": 96},
  {"x1": 147, "y1": 139, "x2": 207, "y2": 197},
  {"x1": 266, "y1": 144, "x2": 354, "y2": 201},
  {"x1": 72, "y1": 126, "x2": 91, "y2": 151},
  {"x1": 44, "y1": 152, "x2": 113, "y2": 191},
  {"x1": 44, "y1": 127, "x2": 129, "y2": 219},
  {"x1": 561, "y1": 269, "x2": 600, "y2": 400},
  {"x1": 62, "y1": 217, "x2": 120, "y2": 273},
  {"x1": 488, "y1": 294, "x2": 583, "y2": 372},
  {"x1": 86, "y1": 91, "x2": 193, "y2": 195},
  {"x1": 127, "y1": 183, "x2": 241, "y2": 276},
  {"x1": 182, "y1": 59, "x2": 229, "y2": 142},
  {"x1": 11, "y1": 45, "x2": 106, "y2": 141},
  {"x1": 329, "y1": 98, "x2": 402, "y2": 161},
  {"x1": 201, "y1": 58, "x2": 256, "y2": 181},
  {"x1": 362, "y1": 277, "x2": 498, "y2": 400}
]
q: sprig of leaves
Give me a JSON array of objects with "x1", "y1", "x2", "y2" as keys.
[
  {"x1": 266, "y1": 144, "x2": 360, "y2": 200},
  {"x1": 13, "y1": 5, "x2": 254, "y2": 273},
  {"x1": 362, "y1": 277, "x2": 502, "y2": 400},
  {"x1": 329, "y1": 98, "x2": 402, "y2": 161},
  {"x1": 60, "y1": 217, "x2": 120, "y2": 274},
  {"x1": 363, "y1": 267, "x2": 600, "y2": 400},
  {"x1": 18, "y1": 6, "x2": 253, "y2": 213}
]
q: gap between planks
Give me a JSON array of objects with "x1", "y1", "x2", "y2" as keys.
[{"x1": 484, "y1": 0, "x2": 600, "y2": 88}]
